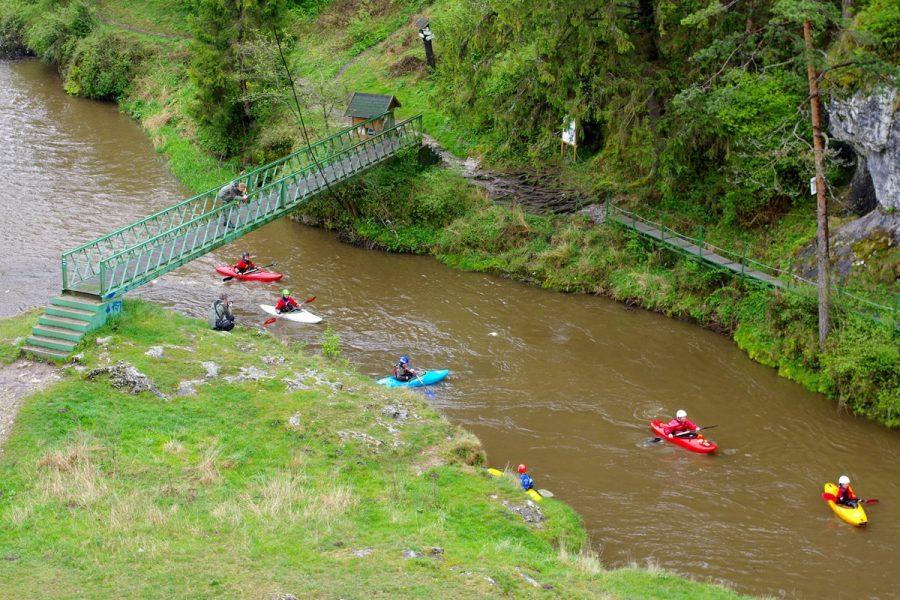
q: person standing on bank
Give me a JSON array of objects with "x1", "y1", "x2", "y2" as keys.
[
  {"x1": 209, "y1": 293, "x2": 235, "y2": 331},
  {"x1": 217, "y1": 180, "x2": 248, "y2": 228}
]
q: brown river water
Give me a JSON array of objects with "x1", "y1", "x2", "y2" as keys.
[{"x1": 3, "y1": 59, "x2": 899, "y2": 598}]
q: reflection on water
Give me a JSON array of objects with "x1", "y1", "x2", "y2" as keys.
[{"x1": 4, "y1": 59, "x2": 900, "y2": 599}]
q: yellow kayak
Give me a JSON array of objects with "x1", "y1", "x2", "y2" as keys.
[
  {"x1": 824, "y1": 482, "x2": 867, "y2": 526},
  {"x1": 487, "y1": 467, "x2": 543, "y2": 502}
]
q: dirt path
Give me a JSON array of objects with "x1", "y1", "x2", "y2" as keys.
[
  {"x1": 422, "y1": 135, "x2": 588, "y2": 215},
  {"x1": 0, "y1": 360, "x2": 62, "y2": 451}
]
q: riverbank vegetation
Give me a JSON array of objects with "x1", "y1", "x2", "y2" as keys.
[
  {"x1": 0, "y1": 1, "x2": 896, "y2": 426},
  {"x1": 0, "y1": 302, "x2": 748, "y2": 599}
]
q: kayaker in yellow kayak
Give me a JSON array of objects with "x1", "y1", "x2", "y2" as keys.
[{"x1": 835, "y1": 475, "x2": 860, "y2": 508}]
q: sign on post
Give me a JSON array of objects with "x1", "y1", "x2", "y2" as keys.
[{"x1": 560, "y1": 118, "x2": 577, "y2": 160}]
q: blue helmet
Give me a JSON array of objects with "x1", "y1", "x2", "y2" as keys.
[{"x1": 399, "y1": 355, "x2": 409, "y2": 365}]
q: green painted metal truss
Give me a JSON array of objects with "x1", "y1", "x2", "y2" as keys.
[{"x1": 61, "y1": 113, "x2": 423, "y2": 300}]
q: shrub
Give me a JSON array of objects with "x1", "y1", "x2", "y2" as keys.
[{"x1": 64, "y1": 31, "x2": 146, "y2": 100}]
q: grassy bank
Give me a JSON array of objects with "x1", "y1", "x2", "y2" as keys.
[
  {"x1": 0, "y1": 302, "x2": 747, "y2": 599},
  {"x1": 0, "y1": 0, "x2": 896, "y2": 425}
]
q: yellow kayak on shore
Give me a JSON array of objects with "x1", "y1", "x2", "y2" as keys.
[
  {"x1": 487, "y1": 467, "x2": 543, "y2": 502},
  {"x1": 824, "y1": 482, "x2": 867, "y2": 526}
]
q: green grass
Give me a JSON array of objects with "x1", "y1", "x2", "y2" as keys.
[
  {"x1": 0, "y1": 302, "x2": 749, "y2": 599},
  {"x1": 0, "y1": 309, "x2": 39, "y2": 365}
]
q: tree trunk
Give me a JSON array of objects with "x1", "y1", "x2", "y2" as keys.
[
  {"x1": 842, "y1": 0, "x2": 853, "y2": 20},
  {"x1": 803, "y1": 19, "x2": 830, "y2": 351}
]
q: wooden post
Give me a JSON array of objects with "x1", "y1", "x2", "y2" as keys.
[
  {"x1": 698, "y1": 226, "x2": 703, "y2": 258},
  {"x1": 741, "y1": 238, "x2": 746, "y2": 275},
  {"x1": 804, "y1": 18, "x2": 831, "y2": 350},
  {"x1": 788, "y1": 257, "x2": 794, "y2": 287}
]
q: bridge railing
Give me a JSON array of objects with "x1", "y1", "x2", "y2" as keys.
[
  {"x1": 61, "y1": 112, "x2": 395, "y2": 292},
  {"x1": 94, "y1": 114, "x2": 423, "y2": 297},
  {"x1": 607, "y1": 199, "x2": 899, "y2": 329}
]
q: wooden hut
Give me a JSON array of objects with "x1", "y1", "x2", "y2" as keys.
[{"x1": 345, "y1": 93, "x2": 401, "y2": 136}]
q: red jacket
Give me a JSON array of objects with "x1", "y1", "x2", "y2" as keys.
[
  {"x1": 835, "y1": 484, "x2": 858, "y2": 505},
  {"x1": 234, "y1": 258, "x2": 256, "y2": 273},
  {"x1": 663, "y1": 417, "x2": 699, "y2": 436},
  {"x1": 275, "y1": 296, "x2": 299, "y2": 312}
]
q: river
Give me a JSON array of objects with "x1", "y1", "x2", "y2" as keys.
[{"x1": 3, "y1": 59, "x2": 899, "y2": 599}]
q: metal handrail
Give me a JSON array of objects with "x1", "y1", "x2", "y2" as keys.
[
  {"x1": 61, "y1": 111, "x2": 399, "y2": 290},
  {"x1": 607, "y1": 200, "x2": 899, "y2": 326},
  {"x1": 94, "y1": 115, "x2": 423, "y2": 296}
]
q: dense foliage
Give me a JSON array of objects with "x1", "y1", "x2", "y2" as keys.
[
  {"x1": 434, "y1": 0, "x2": 900, "y2": 225},
  {"x1": 187, "y1": 0, "x2": 288, "y2": 157}
]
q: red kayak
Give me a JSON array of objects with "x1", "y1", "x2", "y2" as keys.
[
  {"x1": 650, "y1": 420, "x2": 717, "y2": 454},
  {"x1": 215, "y1": 265, "x2": 283, "y2": 282}
]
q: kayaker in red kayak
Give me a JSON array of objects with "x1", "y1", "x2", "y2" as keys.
[
  {"x1": 835, "y1": 475, "x2": 860, "y2": 507},
  {"x1": 393, "y1": 355, "x2": 422, "y2": 382},
  {"x1": 518, "y1": 464, "x2": 534, "y2": 492},
  {"x1": 663, "y1": 409, "x2": 701, "y2": 438},
  {"x1": 233, "y1": 251, "x2": 257, "y2": 274},
  {"x1": 275, "y1": 289, "x2": 300, "y2": 313}
]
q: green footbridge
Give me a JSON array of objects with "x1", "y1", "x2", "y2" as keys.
[{"x1": 23, "y1": 113, "x2": 424, "y2": 360}]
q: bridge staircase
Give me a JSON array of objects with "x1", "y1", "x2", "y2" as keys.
[{"x1": 23, "y1": 113, "x2": 424, "y2": 361}]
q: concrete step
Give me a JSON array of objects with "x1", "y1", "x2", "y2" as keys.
[
  {"x1": 26, "y1": 334, "x2": 77, "y2": 353},
  {"x1": 33, "y1": 324, "x2": 83, "y2": 343},
  {"x1": 53, "y1": 294, "x2": 104, "y2": 312},
  {"x1": 46, "y1": 305, "x2": 96, "y2": 322},
  {"x1": 39, "y1": 314, "x2": 91, "y2": 332},
  {"x1": 21, "y1": 344, "x2": 70, "y2": 362}
]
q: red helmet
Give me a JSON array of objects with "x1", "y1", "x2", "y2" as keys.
[{"x1": 517, "y1": 464, "x2": 527, "y2": 474}]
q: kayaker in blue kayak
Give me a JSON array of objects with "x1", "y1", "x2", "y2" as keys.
[
  {"x1": 393, "y1": 355, "x2": 422, "y2": 382},
  {"x1": 518, "y1": 464, "x2": 534, "y2": 491}
]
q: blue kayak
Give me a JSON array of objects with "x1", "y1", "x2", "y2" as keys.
[{"x1": 376, "y1": 369, "x2": 449, "y2": 388}]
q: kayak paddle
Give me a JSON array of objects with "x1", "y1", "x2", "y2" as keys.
[
  {"x1": 222, "y1": 262, "x2": 276, "y2": 282},
  {"x1": 648, "y1": 425, "x2": 718, "y2": 444},
  {"x1": 412, "y1": 370, "x2": 436, "y2": 398},
  {"x1": 821, "y1": 492, "x2": 879, "y2": 504},
  {"x1": 263, "y1": 296, "x2": 315, "y2": 325}
]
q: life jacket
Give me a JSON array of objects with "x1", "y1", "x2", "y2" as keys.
[
  {"x1": 276, "y1": 297, "x2": 298, "y2": 312},
  {"x1": 520, "y1": 473, "x2": 534, "y2": 491},
  {"x1": 235, "y1": 259, "x2": 255, "y2": 273},
  {"x1": 663, "y1": 418, "x2": 699, "y2": 436},
  {"x1": 836, "y1": 484, "x2": 857, "y2": 505},
  {"x1": 394, "y1": 362, "x2": 412, "y2": 381}
]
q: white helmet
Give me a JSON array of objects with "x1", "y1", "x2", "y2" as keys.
[
  {"x1": 838, "y1": 475, "x2": 850, "y2": 486},
  {"x1": 675, "y1": 409, "x2": 687, "y2": 419}
]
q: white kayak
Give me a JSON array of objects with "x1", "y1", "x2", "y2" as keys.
[{"x1": 259, "y1": 304, "x2": 323, "y2": 324}]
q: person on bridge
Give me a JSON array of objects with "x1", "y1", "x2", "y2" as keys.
[
  {"x1": 517, "y1": 464, "x2": 534, "y2": 492},
  {"x1": 217, "y1": 180, "x2": 248, "y2": 228},
  {"x1": 275, "y1": 289, "x2": 300, "y2": 313},
  {"x1": 835, "y1": 475, "x2": 860, "y2": 508},
  {"x1": 233, "y1": 252, "x2": 257, "y2": 274},
  {"x1": 392, "y1": 355, "x2": 422, "y2": 382},
  {"x1": 208, "y1": 293, "x2": 235, "y2": 331},
  {"x1": 663, "y1": 409, "x2": 701, "y2": 438}
]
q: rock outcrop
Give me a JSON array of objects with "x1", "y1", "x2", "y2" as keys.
[{"x1": 829, "y1": 88, "x2": 900, "y2": 213}]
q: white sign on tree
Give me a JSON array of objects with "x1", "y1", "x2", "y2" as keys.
[{"x1": 561, "y1": 118, "x2": 577, "y2": 146}]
